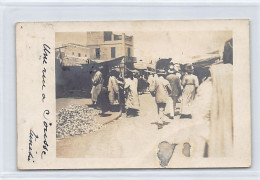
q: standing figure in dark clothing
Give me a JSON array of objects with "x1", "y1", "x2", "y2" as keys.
[
  {"x1": 97, "y1": 65, "x2": 110, "y2": 116},
  {"x1": 166, "y1": 65, "x2": 182, "y2": 119},
  {"x1": 117, "y1": 73, "x2": 126, "y2": 113},
  {"x1": 137, "y1": 74, "x2": 143, "y2": 95}
]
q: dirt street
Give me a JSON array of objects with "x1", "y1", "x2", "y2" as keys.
[{"x1": 56, "y1": 93, "x2": 202, "y2": 166}]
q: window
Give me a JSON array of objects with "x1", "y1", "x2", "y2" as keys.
[
  {"x1": 128, "y1": 48, "x2": 131, "y2": 57},
  {"x1": 104, "y1": 31, "x2": 112, "y2": 41},
  {"x1": 111, "y1": 47, "x2": 116, "y2": 58},
  {"x1": 114, "y1": 34, "x2": 122, "y2": 40},
  {"x1": 78, "y1": 53, "x2": 81, "y2": 57},
  {"x1": 95, "y1": 48, "x2": 100, "y2": 59},
  {"x1": 125, "y1": 36, "x2": 132, "y2": 41},
  {"x1": 72, "y1": 52, "x2": 74, "y2": 55}
]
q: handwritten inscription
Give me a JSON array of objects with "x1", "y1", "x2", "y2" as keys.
[
  {"x1": 41, "y1": 44, "x2": 51, "y2": 159},
  {"x1": 42, "y1": 68, "x2": 46, "y2": 90},
  {"x1": 28, "y1": 130, "x2": 39, "y2": 162},
  {"x1": 43, "y1": 109, "x2": 50, "y2": 120},
  {"x1": 42, "y1": 44, "x2": 50, "y2": 102},
  {"x1": 43, "y1": 44, "x2": 51, "y2": 64},
  {"x1": 27, "y1": 43, "x2": 52, "y2": 163},
  {"x1": 41, "y1": 110, "x2": 51, "y2": 159}
]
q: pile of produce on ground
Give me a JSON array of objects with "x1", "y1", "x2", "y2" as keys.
[{"x1": 56, "y1": 104, "x2": 103, "y2": 139}]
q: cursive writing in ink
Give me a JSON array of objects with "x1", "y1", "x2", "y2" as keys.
[
  {"x1": 43, "y1": 110, "x2": 50, "y2": 120},
  {"x1": 42, "y1": 67, "x2": 47, "y2": 102},
  {"x1": 41, "y1": 109, "x2": 51, "y2": 159},
  {"x1": 28, "y1": 130, "x2": 39, "y2": 162},
  {"x1": 41, "y1": 43, "x2": 50, "y2": 102},
  {"x1": 42, "y1": 67, "x2": 46, "y2": 91},
  {"x1": 43, "y1": 44, "x2": 51, "y2": 64},
  {"x1": 41, "y1": 121, "x2": 49, "y2": 159}
]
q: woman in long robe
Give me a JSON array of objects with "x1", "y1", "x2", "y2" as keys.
[
  {"x1": 181, "y1": 64, "x2": 199, "y2": 117},
  {"x1": 108, "y1": 71, "x2": 119, "y2": 105},
  {"x1": 124, "y1": 73, "x2": 140, "y2": 117},
  {"x1": 91, "y1": 70, "x2": 104, "y2": 106}
]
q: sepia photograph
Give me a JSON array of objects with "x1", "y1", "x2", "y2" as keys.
[
  {"x1": 55, "y1": 30, "x2": 234, "y2": 166},
  {"x1": 16, "y1": 20, "x2": 250, "y2": 169}
]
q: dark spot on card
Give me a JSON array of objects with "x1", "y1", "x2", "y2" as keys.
[
  {"x1": 182, "y1": 142, "x2": 191, "y2": 157},
  {"x1": 157, "y1": 141, "x2": 177, "y2": 167}
]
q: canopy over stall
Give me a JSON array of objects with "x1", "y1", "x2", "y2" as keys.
[
  {"x1": 82, "y1": 56, "x2": 125, "y2": 76},
  {"x1": 155, "y1": 58, "x2": 172, "y2": 73},
  {"x1": 56, "y1": 56, "x2": 125, "y2": 98}
]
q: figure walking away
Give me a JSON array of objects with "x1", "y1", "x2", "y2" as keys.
[
  {"x1": 124, "y1": 72, "x2": 140, "y2": 117},
  {"x1": 166, "y1": 64, "x2": 182, "y2": 119},
  {"x1": 150, "y1": 70, "x2": 172, "y2": 129},
  {"x1": 181, "y1": 63, "x2": 199, "y2": 118}
]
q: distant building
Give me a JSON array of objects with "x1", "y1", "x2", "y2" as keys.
[
  {"x1": 63, "y1": 43, "x2": 89, "y2": 58},
  {"x1": 86, "y1": 31, "x2": 134, "y2": 61},
  {"x1": 55, "y1": 32, "x2": 136, "y2": 97},
  {"x1": 56, "y1": 31, "x2": 135, "y2": 61},
  {"x1": 55, "y1": 31, "x2": 136, "y2": 73}
]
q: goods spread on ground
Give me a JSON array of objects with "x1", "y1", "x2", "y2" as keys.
[{"x1": 56, "y1": 105, "x2": 103, "y2": 138}]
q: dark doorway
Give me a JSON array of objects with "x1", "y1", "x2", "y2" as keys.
[
  {"x1": 95, "y1": 48, "x2": 100, "y2": 59},
  {"x1": 111, "y1": 47, "x2": 116, "y2": 58},
  {"x1": 128, "y1": 47, "x2": 131, "y2": 57}
]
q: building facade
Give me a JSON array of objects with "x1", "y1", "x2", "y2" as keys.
[{"x1": 86, "y1": 31, "x2": 134, "y2": 60}]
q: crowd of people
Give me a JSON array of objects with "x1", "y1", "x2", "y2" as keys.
[
  {"x1": 90, "y1": 62, "x2": 201, "y2": 126},
  {"x1": 157, "y1": 46, "x2": 233, "y2": 159},
  {"x1": 89, "y1": 38, "x2": 234, "y2": 159},
  {"x1": 91, "y1": 65, "x2": 141, "y2": 117},
  {"x1": 148, "y1": 63, "x2": 199, "y2": 129},
  {"x1": 90, "y1": 53, "x2": 233, "y2": 158}
]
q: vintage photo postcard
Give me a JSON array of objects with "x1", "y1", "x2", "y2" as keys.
[{"x1": 17, "y1": 20, "x2": 251, "y2": 169}]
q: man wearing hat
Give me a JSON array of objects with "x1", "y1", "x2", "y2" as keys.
[
  {"x1": 147, "y1": 70, "x2": 156, "y2": 91},
  {"x1": 149, "y1": 69, "x2": 172, "y2": 129},
  {"x1": 166, "y1": 64, "x2": 182, "y2": 119}
]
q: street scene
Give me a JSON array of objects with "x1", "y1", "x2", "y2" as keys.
[{"x1": 55, "y1": 31, "x2": 233, "y2": 167}]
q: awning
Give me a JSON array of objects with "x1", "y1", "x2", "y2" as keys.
[
  {"x1": 155, "y1": 58, "x2": 172, "y2": 71},
  {"x1": 192, "y1": 54, "x2": 221, "y2": 63},
  {"x1": 82, "y1": 56, "x2": 124, "y2": 68},
  {"x1": 91, "y1": 56, "x2": 124, "y2": 64},
  {"x1": 192, "y1": 54, "x2": 221, "y2": 68}
]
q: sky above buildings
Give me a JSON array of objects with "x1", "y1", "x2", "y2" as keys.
[
  {"x1": 131, "y1": 31, "x2": 232, "y2": 63},
  {"x1": 56, "y1": 32, "x2": 88, "y2": 47},
  {"x1": 56, "y1": 31, "x2": 232, "y2": 63}
]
